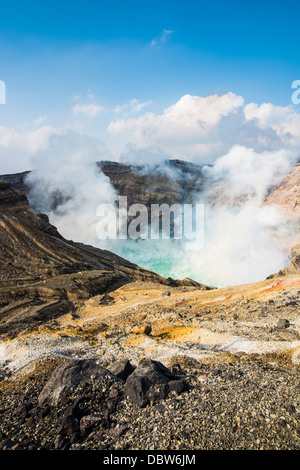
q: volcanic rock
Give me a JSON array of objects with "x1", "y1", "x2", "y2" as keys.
[
  {"x1": 124, "y1": 358, "x2": 188, "y2": 407},
  {"x1": 107, "y1": 359, "x2": 135, "y2": 381},
  {"x1": 38, "y1": 359, "x2": 120, "y2": 406}
]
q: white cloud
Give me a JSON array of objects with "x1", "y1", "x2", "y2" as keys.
[
  {"x1": 0, "y1": 125, "x2": 58, "y2": 153},
  {"x1": 72, "y1": 103, "x2": 104, "y2": 118},
  {"x1": 2, "y1": 92, "x2": 300, "y2": 175},
  {"x1": 151, "y1": 28, "x2": 175, "y2": 47},
  {"x1": 0, "y1": 124, "x2": 60, "y2": 173},
  {"x1": 33, "y1": 116, "x2": 47, "y2": 125},
  {"x1": 106, "y1": 93, "x2": 300, "y2": 164},
  {"x1": 109, "y1": 93, "x2": 244, "y2": 137},
  {"x1": 244, "y1": 102, "x2": 300, "y2": 143},
  {"x1": 108, "y1": 92, "x2": 244, "y2": 161},
  {"x1": 113, "y1": 98, "x2": 152, "y2": 114}
]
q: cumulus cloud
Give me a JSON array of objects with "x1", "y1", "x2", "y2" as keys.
[
  {"x1": 106, "y1": 93, "x2": 300, "y2": 165},
  {"x1": 244, "y1": 102, "x2": 300, "y2": 144},
  {"x1": 108, "y1": 93, "x2": 245, "y2": 162},
  {"x1": 109, "y1": 93, "x2": 244, "y2": 137}
]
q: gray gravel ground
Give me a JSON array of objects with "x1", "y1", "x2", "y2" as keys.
[{"x1": 0, "y1": 351, "x2": 299, "y2": 451}]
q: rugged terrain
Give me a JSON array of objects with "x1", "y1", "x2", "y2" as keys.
[
  {"x1": 1, "y1": 274, "x2": 300, "y2": 450},
  {"x1": 0, "y1": 162, "x2": 299, "y2": 451},
  {"x1": 0, "y1": 180, "x2": 207, "y2": 339}
]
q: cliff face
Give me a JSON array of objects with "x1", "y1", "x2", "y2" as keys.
[
  {"x1": 0, "y1": 180, "x2": 209, "y2": 338},
  {"x1": 98, "y1": 160, "x2": 205, "y2": 207},
  {"x1": 3, "y1": 160, "x2": 299, "y2": 215},
  {"x1": 0, "y1": 171, "x2": 31, "y2": 195},
  {"x1": 0, "y1": 160, "x2": 206, "y2": 209}
]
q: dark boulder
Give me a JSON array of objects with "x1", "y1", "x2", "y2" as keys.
[
  {"x1": 38, "y1": 359, "x2": 120, "y2": 406},
  {"x1": 124, "y1": 358, "x2": 188, "y2": 407}
]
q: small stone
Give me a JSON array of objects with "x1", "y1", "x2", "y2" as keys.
[
  {"x1": 105, "y1": 427, "x2": 128, "y2": 438},
  {"x1": 276, "y1": 319, "x2": 290, "y2": 329},
  {"x1": 132, "y1": 323, "x2": 152, "y2": 335},
  {"x1": 41, "y1": 405, "x2": 51, "y2": 418},
  {"x1": 198, "y1": 375, "x2": 207, "y2": 383},
  {"x1": 70, "y1": 431, "x2": 80, "y2": 444},
  {"x1": 225, "y1": 371, "x2": 235, "y2": 381},
  {"x1": 80, "y1": 416, "x2": 102, "y2": 435},
  {"x1": 161, "y1": 291, "x2": 171, "y2": 297},
  {"x1": 156, "y1": 403, "x2": 165, "y2": 412}
]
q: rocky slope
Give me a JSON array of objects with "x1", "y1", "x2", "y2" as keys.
[
  {"x1": 1, "y1": 274, "x2": 300, "y2": 450},
  {"x1": 0, "y1": 180, "x2": 208, "y2": 339}
]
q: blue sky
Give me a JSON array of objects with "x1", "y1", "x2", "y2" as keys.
[{"x1": 0, "y1": 0, "x2": 300, "y2": 172}]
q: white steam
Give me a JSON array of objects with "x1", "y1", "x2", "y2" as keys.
[
  {"x1": 110, "y1": 145, "x2": 300, "y2": 287},
  {"x1": 27, "y1": 132, "x2": 118, "y2": 247},
  {"x1": 24, "y1": 95, "x2": 300, "y2": 287}
]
